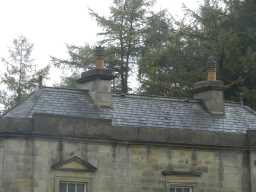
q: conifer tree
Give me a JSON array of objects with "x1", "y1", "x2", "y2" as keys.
[
  {"x1": 52, "y1": 0, "x2": 153, "y2": 93},
  {"x1": 0, "y1": 36, "x2": 49, "y2": 109}
]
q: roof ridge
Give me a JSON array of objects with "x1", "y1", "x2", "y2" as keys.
[
  {"x1": 41, "y1": 86, "x2": 89, "y2": 92},
  {"x1": 224, "y1": 100, "x2": 241, "y2": 105},
  {"x1": 113, "y1": 94, "x2": 255, "y2": 108},
  {"x1": 42, "y1": 87, "x2": 197, "y2": 102},
  {"x1": 113, "y1": 93, "x2": 199, "y2": 103},
  {"x1": 27, "y1": 89, "x2": 44, "y2": 117},
  {"x1": 242, "y1": 105, "x2": 256, "y2": 115},
  {"x1": 224, "y1": 101, "x2": 256, "y2": 114}
]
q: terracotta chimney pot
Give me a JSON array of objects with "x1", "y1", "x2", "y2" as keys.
[{"x1": 95, "y1": 46, "x2": 104, "y2": 70}]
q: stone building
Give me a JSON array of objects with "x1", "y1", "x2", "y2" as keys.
[{"x1": 1, "y1": 47, "x2": 256, "y2": 192}]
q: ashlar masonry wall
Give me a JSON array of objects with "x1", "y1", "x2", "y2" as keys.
[{"x1": 0, "y1": 137, "x2": 251, "y2": 192}]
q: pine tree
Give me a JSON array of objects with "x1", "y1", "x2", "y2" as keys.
[
  {"x1": 52, "y1": 0, "x2": 153, "y2": 93},
  {"x1": 89, "y1": 0, "x2": 153, "y2": 93}
]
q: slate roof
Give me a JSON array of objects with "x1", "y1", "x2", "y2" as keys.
[{"x1": 4, "y1": 87, "x2": 256, "y2": 133}]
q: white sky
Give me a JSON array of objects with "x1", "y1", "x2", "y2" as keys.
[{"x1": 0, "y1": 0, "x2": 201, "y2": 86}]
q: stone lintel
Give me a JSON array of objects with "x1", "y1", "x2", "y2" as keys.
[{"x1": 162, "y1": 170, "x2": 202, "y2": 177}]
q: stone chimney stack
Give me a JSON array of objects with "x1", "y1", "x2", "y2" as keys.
[
  {"x1": 77, "y1": 46, "x2": 114, "y2": 107},
  {"x1": 192, "y1": 57, "x2": 225, "y2": 115},
  {"x1": 38, "y1": 75, "x2": 43, "y2": 88}
]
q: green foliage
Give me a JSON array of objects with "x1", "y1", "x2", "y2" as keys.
[
  {"x1": 139, "y1": 0, "x2": 256, "y2": 109},
  {"x1": 138, "y1": 9, "x2": 206, "y2": 97},
  {"x1": 0, "y1": 36, "x2": 49, "y2": 110},
  {"x1": 90, "y1": 0, "x2": 154, "y2": 93},
  {"x1": 53, "y1": 0, "x2": 153, "y2": 93},
  {"x1": 191, "y1": 0, "x2": 256, "y2": 107},
  {"x1": 51, "y1": 0, "x2": 256, "y2": 109},
  {"x1": 51, "y1": 45, "x2": 95, "y2": 71},
  {"x1": 51, "y1": 44, "x2": 121, "y2": 88}
]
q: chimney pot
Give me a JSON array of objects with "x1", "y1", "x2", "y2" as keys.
[
  {"x1": 95, "y1": 46, "x2": 104, "y2": 70},
  {"x1": 207, "y1": 56, "x2": 217, "y2": 81}
]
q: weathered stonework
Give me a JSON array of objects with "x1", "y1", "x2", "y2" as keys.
[
  {"x1": 0, "y1": 136, "x2": 253, "y2": 192},
  {"x1": 2, "y1": 45, "x2": 256, "y2": 192},
  {"x1": 193, "y1": 80, "x2": 225, "y2": 115},
  {"x1": 76, "y1": 69, "x2": 114, "y2": 107},
  {"x1": 0, "y1": 113, "x2": 255, "y2": 191}
]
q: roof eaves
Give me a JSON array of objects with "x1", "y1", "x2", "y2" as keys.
[{"x1": 2, "y1": 89, "x2": 40, "y2": 118}]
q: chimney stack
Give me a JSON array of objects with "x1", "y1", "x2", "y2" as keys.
[
  {"x1": 192, "y1": 57, "x2": 225, "y2": 115},
  {"x1": 76, "y1": 46, "x2": 114, "y2": 107},
  {"x1": 38, "y1": 75, "x2": 43, "y2": 88}
]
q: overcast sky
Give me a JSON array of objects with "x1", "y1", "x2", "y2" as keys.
[{"x1": 0, "y1": 0, "x2": 201, "y2": 85}]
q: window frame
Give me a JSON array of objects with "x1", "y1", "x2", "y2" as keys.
[
  {"x1": 55, "y1": 176, "x2": 91, "y2": 192},
  {"x1": 164, "y1": 172, "x2": 199, "y2": 192},
  {"x1": 59, "y1": 181, "x2": 87, "y2": 192},
  {"x1": 169, "y1": 185, "x2": 193, "y2": 192}
]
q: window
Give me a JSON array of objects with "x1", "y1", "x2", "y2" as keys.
[
  {"x1": 169, "y1": 186, "x2": 193, "y2": 192},
  {"x1": 59, "y1": 182, "x2": 87, "y2": 192}
]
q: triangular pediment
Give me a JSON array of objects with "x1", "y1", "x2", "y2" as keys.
[{"x1": 51, "y1": 156, "x2": 97, "y2": 172}]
